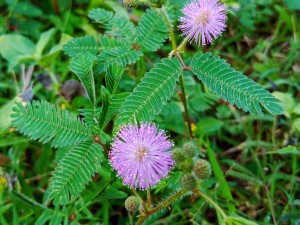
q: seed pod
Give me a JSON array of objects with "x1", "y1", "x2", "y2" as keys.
[
  {"x1": 180, "y1": 173, "x2": 196, "y2": 191},
  {"x1": 194, "y1": 159, "x2": 212, "y2": 180}
]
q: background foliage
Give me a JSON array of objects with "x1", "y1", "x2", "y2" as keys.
[{"x1": 0, "y1": 0, "x2": 299, "y2": 224}]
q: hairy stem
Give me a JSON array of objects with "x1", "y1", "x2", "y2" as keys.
[
  {"x1": 161, "y1": 7, "x2": 177, "y2": 51},
  {"x1": 135, "y1": 189, "x2": 187, "y2": 225},
  {"x1": 177, "y1": 37, "x2": 190, "y2": 53}
]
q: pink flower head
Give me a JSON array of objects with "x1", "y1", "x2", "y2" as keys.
[
  {"x1": 109, "y1": 123, "x2": 175, "y2": 190},
  {"x1": 178, "y1": 0, "x2": 227, "y2": 46}
]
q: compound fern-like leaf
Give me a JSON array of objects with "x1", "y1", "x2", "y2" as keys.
[
  {"x1": 99, "y1": 34, "x2": 131, "y2": 51},
  {"x1": 11, "y1": 101, "x2": 92, "y2": 148},
  {"x1": 116, "y1": 57, "x2": 182, "y2": 126},
  {"x1": 47, "y1": 141, "x2": 104, "y2": 205},
  {"x1": 105, "y1": 63, "x2": 124, "y2": 95},
  {"x1": 191, "y1": 52, "x2": 283, "y2": 115},
  {"x1": 95, "y1": 48, "x2": 143, "y2": 73},
  {"x1": 189, "y1": 93, "x2": 218, "y2": 112},
  {"x1": 69, "y1": 52, "x2": 96, "y2": 108},
  {"x1": 88, "y1": 8, "x2": 113, "y2": 24},
  {"x1": 99, "y1": 92, "x2": 129, "y2": 130},
  {"x1": 88, "y1": 8, "x2": 135, "y2": 40},
  {"x1": 63, "y1": 36, "x2": 98, "y2": 57},
  {"x1": 136, "y1": 9, "x2": 168, "y2": 52}
]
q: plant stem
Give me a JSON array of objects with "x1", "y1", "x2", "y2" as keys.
[
  {"x1": 177, "y1": 37, "x2": 190, "y2": 53},
  {"x1": 135, "y1": 189, "x2": 187, "y2": 225},
  {"x1": 147, "y1": 189, "x2": 151, "y2": 209},
  {"x1": 161, "y1": 7, "x2": 177, "y2": 51},
  {"x1": 264, "y1": 185, "x2": 278, "y2": 225},
  {"x1": 161, "y1": 9, "x2": 193, "y2": 138},
  {"x1": 194, "y1": 189, "x2": 228, "y2": 220},
  {"x1": 179, "y1": 75, "x2": 193, "y2": 138}
]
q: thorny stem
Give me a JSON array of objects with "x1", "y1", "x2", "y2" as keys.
[
  {"x1": 194, "y1": 189, "x2": 228, "y2": 220},
  {"x1": 135, "y1": 189, "x2": 187, "y2": 225},
  {"x1": 161, "y1": 9, "x2": 193, "y2": 138}
]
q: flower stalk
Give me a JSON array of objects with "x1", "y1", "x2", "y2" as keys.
[
  {"x1": 161, "y1": 9, "x2": 194, "y2": 138},
  {"x1": 135, "y1": 189, "x2": 187, "y2": 225}
]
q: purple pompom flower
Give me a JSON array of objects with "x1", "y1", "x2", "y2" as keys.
[
  {"x1": 178, "y1": 0, "x2": 227, "y2": 46},
  {"x1": 109, "y1": 123, "x2": 175, "y2": 190}
]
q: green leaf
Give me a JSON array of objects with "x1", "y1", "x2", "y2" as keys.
[
  {"x1": 116, "y1": 57, "x2": 182, "y2": 126},
  {"x1": 105, "y1": 63, "x2": 124, "y2": 95},
  {"x1": 226, "y1": 216, "x2": 259, "y2": 225},
  {"x1": 136, "y1": 9, "x2": 168, "y2": 52},
  {"x1": 95, "y1": 186, "x2": 128, "y2": 201},
  {"x1": 88, "y1": 8, "x2": 135, "y2": 40},
  {"x1": 189, "y1": 92, "x2": 218, "y2": 113},
  {"x1": 272, "y1": 92, "x2": 295, "y2": 112},
  {"x1": 95, "y1": 48, "x2": 143, "y2": 73},
  {"x1": 99, "y1": 86, "x2": 111, "y2": 129},
  {"x1": 190, "y1": 52, "x2": 283, "y2": 115},
  {"x1": 69, "y1": 52, "x2": 96, "y2": 108},
  {"x1": 99, "y1": 34, "x2": 131, "y2": 51},
  {"x1": 0, "y1": 97, "x2": 19, "y2": 134},
  {"x1": 107, "y1": 16, "x2": 136, "y2": 40},
  {"x1": 0, "y1": 34, "x2": 36, "y2": 70},
  {"x1": 63, "y1": 35, "x2": 98, "y2": 57},
  {"x1": 283, "y1": 0, "x2": 300, "y2": 10},
  {"x1": 99, "y1": 92, "x2": 129, "y2": 130},
  {"x1": 11, "y1": 101, "x2": 92, "y2": 148},
  {"x1": 47, "y1": 141, "x2": 104, "y2": 205},
  {"x1": 266, "y1": 145, "x2": 300, "y2": 156},
  {"x1": 36, "y1": 28, "x2": 56, "y2": 56},
  {"x1": 196, "y1": 117, "x2": 223, "y2": 136},
  {"x1": 88, "y1": 8, "x2": 114, "y2": 24},
  {"x1": 206, "y1": 145, "x2": 235, "y2": 213},
  {"x1": 79, "y1": 108, "x2": 101, "y2": 127},
  {"x1": 11, "y1": 191, "x2": 48, "y2": 210}
]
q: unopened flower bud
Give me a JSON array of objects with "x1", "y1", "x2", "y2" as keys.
[
  {"x1": 194, "y1": 159, "x2": 211, "y2": 180},
  {"x1": 123, "y1": 0, "x2": 140, "y2": 7},
  {"x1": 172, "y1": 147, "x2": 185, "y2": 163},
  {"x1": 177, "y1": 158, "x2": 194, "y2": 173},
  {"x1": 180, "y1": 173, "x2": 196, "y2": 191},
  {"x1": 123, "y1": 0, "x2": 156, "y2": 7},
  {"x1": 125, "y1": 196, "x2": 140, "y2": 213},
  {"x1": 182, "y1": 141, "x2": 198, "y2": 157}
]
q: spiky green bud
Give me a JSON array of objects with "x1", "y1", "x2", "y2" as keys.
[
  {"x1": 180, "y1": 173, "x2": 196, "y2": 191},
  {"x1": 172, "y1": 147, "x2": 185, "y2": 163},
  {"x1": 125, "y1": 196, "x2": 140, "y2": 213},
  {"x1": 123, "y1": 0, "x2": 140, "y2": 7},
  {"x1": 123, "y1": 0, "x2": 156, "y2": 7},
  {"x1": 182, "y1": 141, "x2": 198, "y2": 157},
  {"x1": 177, "y1": 157, "x2": 194, "y2": 173},
  {"x1": 194, "y1": 159, "x2": 212, "y2": 180}
]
